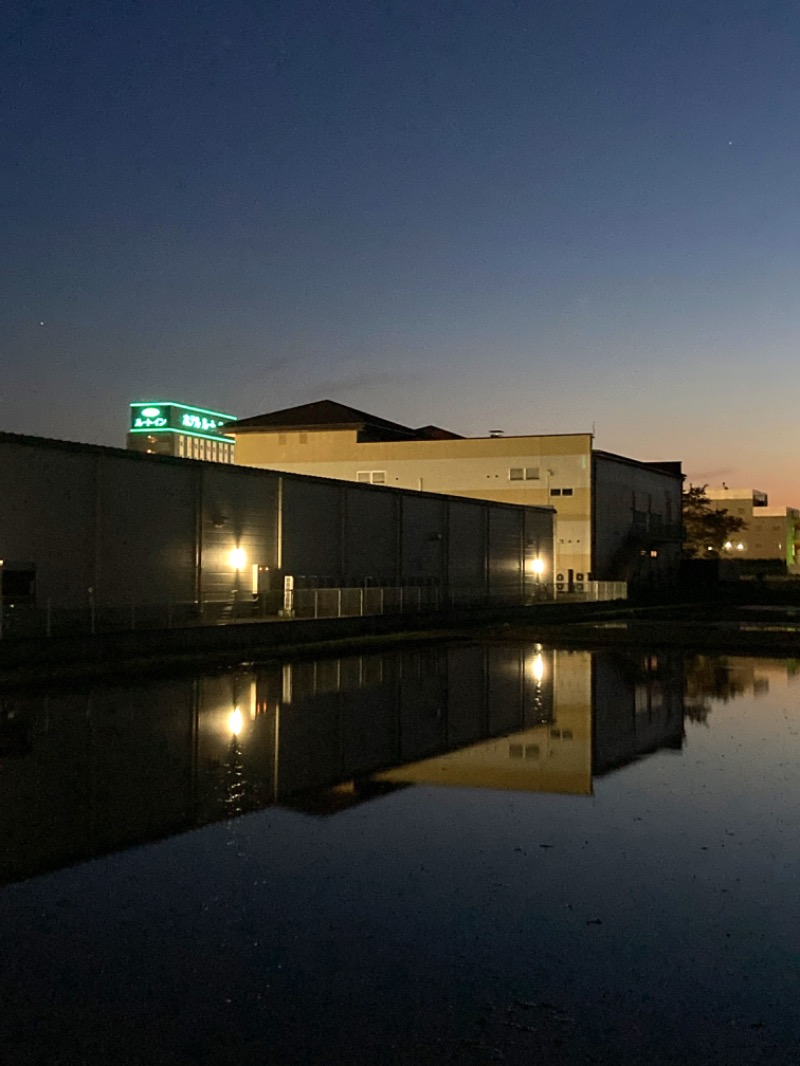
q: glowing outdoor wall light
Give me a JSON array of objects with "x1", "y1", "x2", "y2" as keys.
[
  {"x1": 228, "y1": 707, "x2": 243, "y2": 736},
  {"x1": 531, "y1": 652, "x2": 545, "y2": 683},
  {"x1": 530, "y1": 557, "x2": 545, "y2": 576},
  {"x1": 229, "y1": 547, "x2": 246, "y2": 570}
]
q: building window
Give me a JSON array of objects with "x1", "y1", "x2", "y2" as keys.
[
  {"x1": 525, "y1": 467, "x2": 540, "y2": 480},
  {"x1": 550, "y1": 488, "x2": 562, "y2": 496},
  {"x1": 509, "y1": 743, "x2": 539, "y2": 759},
  {"x1": 298, "y1": 432, "x2": 308, "y2": 444},
  {"x1": 561, "y1": 488, "x2": 574, "y2": 496},
  {"x1": 357, "y1": 471, "x2": 386, "y2": 485},
  {"x1": 509, "y1": 468, "x2": 524, "y2": 480}
]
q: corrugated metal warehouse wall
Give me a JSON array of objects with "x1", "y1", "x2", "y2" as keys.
[
  {"x1": 0, "y1": 433, "x2": 554, "y2": 612},
  {"x1": 199, "y1": 465, "x2": 279, "y2": 603}
]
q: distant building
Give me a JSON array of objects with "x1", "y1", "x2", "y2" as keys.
[
  {"x1": 705, "y1": 487, "x2": 800, "y2": 572},
  {"x1": 229, "y1": 399, "x2": 684, "y2": 589},
  {"x1": 127, "y1": 401, "x2": 236, "y2": 463}
]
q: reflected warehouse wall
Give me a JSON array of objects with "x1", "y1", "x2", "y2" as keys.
[{"x1": 0, "y1": 645, "x2": 705, "y2": 886}]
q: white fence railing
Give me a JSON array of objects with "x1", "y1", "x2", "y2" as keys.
[
  {"x1": 554, "y1": 580, "x2": 627, "y2": 601},
  {"x1": 0, "y1": 579, "x2": 627, "y2": 640}
]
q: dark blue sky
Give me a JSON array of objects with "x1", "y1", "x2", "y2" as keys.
[{"x1": 3, "y1": 0, "x2": 799, "y2": 500}]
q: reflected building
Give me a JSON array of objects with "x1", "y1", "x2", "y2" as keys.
[
  {"x1": 372, "y1": 650, "x2": 593, "y2": 796},
  {"x1": 592, "y1": 651, "x2": 684, "y2": 775},
  {"x1": 0, "y1": 644, "x2": 716, "y2": 886},
  {"x1": 368, "y1": 648, "x2": 684, "y2": 796}
]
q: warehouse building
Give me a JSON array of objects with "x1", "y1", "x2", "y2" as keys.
[
  {"x1": 229, "y1": 400, "x2": 684, "y2": 590},
  {"x1": 0, "y1": 431, "x2": 553, "y2": 621}
]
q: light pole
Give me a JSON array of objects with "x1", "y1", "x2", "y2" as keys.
[{"x1": 545, "y1": 469, "x2": 557, "y2": 589}]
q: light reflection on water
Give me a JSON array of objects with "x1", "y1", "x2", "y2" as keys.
[{"x1": 0, "y1": 645, "x2": 799, "y2": 1064}]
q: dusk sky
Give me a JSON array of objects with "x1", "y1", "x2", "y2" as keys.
[{"x1": 4, "y1": 0, "x2": 799, "y2": 503}]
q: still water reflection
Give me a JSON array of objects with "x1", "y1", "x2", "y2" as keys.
[
  {"x1": 2, "y1": 645, "x2": 800, "y2": 1065},
  {"x1": 0, "y1": 643, "x2": 772, "y2": 887}
]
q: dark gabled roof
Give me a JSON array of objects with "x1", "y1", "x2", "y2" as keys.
[
  {"x1": 414, "y1": 424, "x2": 463, "y2": 441},
  {"x1": 229, "y1": 399, "x2": 417, "y2": 437},
  {"x1": 229, "y1": 399, "x2": 463, "y2": 441}
]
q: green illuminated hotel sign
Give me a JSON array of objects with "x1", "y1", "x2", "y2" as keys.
[{"x1": 129, "y1": 402, "x2": 236, "y2": 443}]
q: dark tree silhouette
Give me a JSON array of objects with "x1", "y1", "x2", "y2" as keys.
[{"x1": 682, "y1": 484, "x2": 746, "y2": 557}]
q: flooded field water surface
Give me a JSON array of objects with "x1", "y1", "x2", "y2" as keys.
[{"x1": 0, "y1": 643, "x2": 798, "y2": 1065}]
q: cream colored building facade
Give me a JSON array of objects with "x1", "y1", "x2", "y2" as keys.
[
  {"x1": 705, "y1": 487, "x2": 800, "y2": 571},
  {"x1": 231, "y1": 401, "x2": 683, "y2": 587}
]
